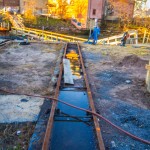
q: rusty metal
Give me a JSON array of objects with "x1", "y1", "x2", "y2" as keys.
[
  {"x1": 77, "y1": 43, "x2": 105, "y2": 150},
  {"x1": 42, "y1": 43, "x2": 67, "y2": 150},
  {"x1": 42, "y1": 42, "x2": 105, "y2": 150}
]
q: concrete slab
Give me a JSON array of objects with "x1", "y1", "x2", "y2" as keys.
[{"x1": 0, "y1": 95, "x2": 44, "y2": 123}]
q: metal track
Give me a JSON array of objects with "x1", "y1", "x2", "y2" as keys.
[
  {"x1": 42, "y1": 43, "x2": 105, "y2": 150},
  {"x1": 42, "y1": 44, "x2": 67, "y2": 150},
  {"x1": 77, "y1": 43, "x2": 105, "y2": 150}
]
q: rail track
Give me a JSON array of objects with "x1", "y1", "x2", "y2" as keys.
[{"x1": 42, "y1": 43, "x2": 105, "y2": 150}]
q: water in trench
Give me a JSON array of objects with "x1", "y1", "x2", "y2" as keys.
[
  {"x1": 50, "y1": 89, "x2": 97, "y2": 150},
  {"x1": 50, "y1": 46, "x2": 97, "y2": 150}
]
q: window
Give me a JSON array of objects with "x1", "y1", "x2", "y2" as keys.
[{"x1": 93, "y1": 9, "x2": 96, "y2": 15}]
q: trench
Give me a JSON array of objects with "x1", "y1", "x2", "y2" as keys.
[{"x1": 50, "y1": 43, "x2": 98, "y2": 150}]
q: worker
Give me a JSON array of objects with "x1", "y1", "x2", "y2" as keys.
[
  {"x1": 87, "y1": 26, "x2": 100, "y2": 45},
  {"x1": 93, "y1": 26, "x2": 100, "y2": 45},
  {"x1": 120, "y1": 31, "x2": 129, "y2": 46}
]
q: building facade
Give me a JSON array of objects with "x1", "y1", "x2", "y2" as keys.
[
  {"x1": 105, "y1": 0, "x2": 135, "y2": 20},
  {"x1": 88, "y1": 0, "x2": 106, "y2": 19},
  {"x1": 20, "y1": 0, "x2": 48, "y2": 14},
  {"x1": 0, "y1": 0, "x2": 20, "y2": 9}
]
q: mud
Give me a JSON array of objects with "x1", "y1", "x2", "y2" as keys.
[{"x1": 118, "y1": 55, "x2": 148, "y2": 68}]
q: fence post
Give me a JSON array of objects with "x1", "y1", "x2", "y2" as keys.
[
  {"x1": 146, "y1": 60, "x2": 150, "y2": 92},
  {"x1": 115, "y1": 38, "x2": 117, "y2": 45},
  {"x1": 146, "y1": 34, "x2": 149, "y2": 43},
  {"x1": 135, "y1": 30, "x2": 138, "y2": 44},
  {"x1": 107, "y1": 38, "x2": 109, "y2": 44},
  {"x1": 3, "y1": 22, "x2": 5, "y2": 28},
  {"x1": 143, "y1": 30, "x2": 147, "y2": 44}
]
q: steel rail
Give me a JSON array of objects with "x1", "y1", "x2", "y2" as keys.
[
  {"x1": 42, "y1": 43, "x2": 67, "y2": 150},
  {"x1": 42, "y1": 42, "x2": 105, "y2": 149},
  {"x1": 77, "y1": 43, "x2": 105, "y2": 150}
]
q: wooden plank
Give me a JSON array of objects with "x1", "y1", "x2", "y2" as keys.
[{"x1": 63, "y1": 59, "x2": 74, "y2": 84}]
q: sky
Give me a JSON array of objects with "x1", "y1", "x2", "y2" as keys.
[{"x1": 146, "y1": 0, "x2": 150, "y2": 8}]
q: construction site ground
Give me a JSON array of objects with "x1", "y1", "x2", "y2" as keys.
[
  {"x1": 0, "y1": 42, "x2": 63, "y2": 149},
  {"x1": 0, "y1": 42, "x2": 150, "y2": 149},
  {"x1": 81, "y1": 43, "x2": 150, "y2": 150}
]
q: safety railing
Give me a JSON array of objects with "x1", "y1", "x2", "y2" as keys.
[
  {"x1": 11, "y1": 27, "x2": 139, "y2": 45},
  {"x1": 97, "y1": 30, "x2": 138, "y2": 45},
  {"x1": 0, "y1": 22, "x2": 10, "y2": 30},
  {"x1": 11, "y1": 27, "x2": 87, "y2": 42}
]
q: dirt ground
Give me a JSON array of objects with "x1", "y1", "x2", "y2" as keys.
[
  {"x1": 81, "y1": 44, "x2": 150, "y2": 150},
  {"x1": 0, "y1": 42, "x2": 64, "y2": 149},
  {"x1": 0, "y1": 123, "x2": 35, "y2": 149},
  {"x1": 0, "y1": 42, "x2": 63, "y2": 95}
]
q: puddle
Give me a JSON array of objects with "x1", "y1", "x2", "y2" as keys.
[{"x1": 51, "y1": 90, "x2": 97, "y2": 150}]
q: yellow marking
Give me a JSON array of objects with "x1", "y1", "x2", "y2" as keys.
[
  {"x1": 72, "y1": 72, "x2": 80, "y2": 76},
  {"x1": 96, "y1": 128, "x2": 100, "y2": 131}
]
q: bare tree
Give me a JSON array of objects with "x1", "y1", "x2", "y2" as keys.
[
  {"x1": 23, "y1": 0, "x2": 36, "y2": 23},
  {"x1": 56, "y1": 0, "x2": 68, "y2": 18},
  {"x1": 71, "y1": 0, "x2": 88, "y2": 22}
]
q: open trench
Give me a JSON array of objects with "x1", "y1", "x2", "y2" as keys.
[{"x1": 41, "y1": 43, "x2": 104, "y2": 150}]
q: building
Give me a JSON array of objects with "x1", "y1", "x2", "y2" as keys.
[
  {"x1": 105, "y1": 0, "x2": 135, "y2": 20},
  {"x1": 88, "y1": 0, "x2": 106, "y2": 19},
  {"x1": 20, "y1": 0, "x2": 48, "y2": 14},
  {"x1": 0, "y1": 0, "x2": 20, "y2": 11},
  {"x1": 87, "y1": 0, "x2": 106, "y2": 28}
]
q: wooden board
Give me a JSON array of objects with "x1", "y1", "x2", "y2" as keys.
[{"x1": 63, "y1": 59, "x2": 74, "y2": 85}]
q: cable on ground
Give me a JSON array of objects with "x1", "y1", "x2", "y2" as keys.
[{"x1": 0, "y1": 88, "x2": 150, "y2": 145}]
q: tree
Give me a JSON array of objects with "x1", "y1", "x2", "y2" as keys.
[
  {"x1": 23, "y1": 0, "x2": 37, "y2": 23},
  {"x1": 134, "y1": 0, "x2": 147, "y2": 17},
  {"x1": 56, "y1": 0, "x2": 69, "y2": 18},
  {"x1": 71, "y1": 0, "x2": 88, "y2": 22}
]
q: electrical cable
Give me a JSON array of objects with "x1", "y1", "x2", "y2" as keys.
[{"x1": 0, "y1": 88, "x2": 150, "y2": 145}]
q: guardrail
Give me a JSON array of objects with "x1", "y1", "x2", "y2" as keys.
[
  {"x1": 0, "y1": 22, "x2": 10, "y2": 30},
  {"x1": 97, "y1": 30, "x2": 138, "y2": 45},
  {"x1": 141, "y1": 29, "x2": 150, "y2": 44},
  {"x1": 11, "y1": 27, "x2": 139, "y2": 45},
  {"x1": 11, "y1": 27, "x2": 87, "y2": 42},
  {"x1": 125, "y1": 27, "x2": 150, "y2": 44}
]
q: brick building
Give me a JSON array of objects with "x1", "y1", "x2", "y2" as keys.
[
  {"x1": 88, "y1": 0, "x2": 106, "y2": 19},
  {"x1": 3, "y1": 0, "x2": 19, "y2": 7},
  {"x1": 106, "y1": 0, "x2": 135, "y2": 20},
  {"x1": 0, "y1": 0, "x2": 20, "y2": 11},
  {"x1": 20, "y1": 0, "x2": 48, "y2": 14},
  {"x1": 0, "y1": 0, "x2": 20, "y2": 7}
]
